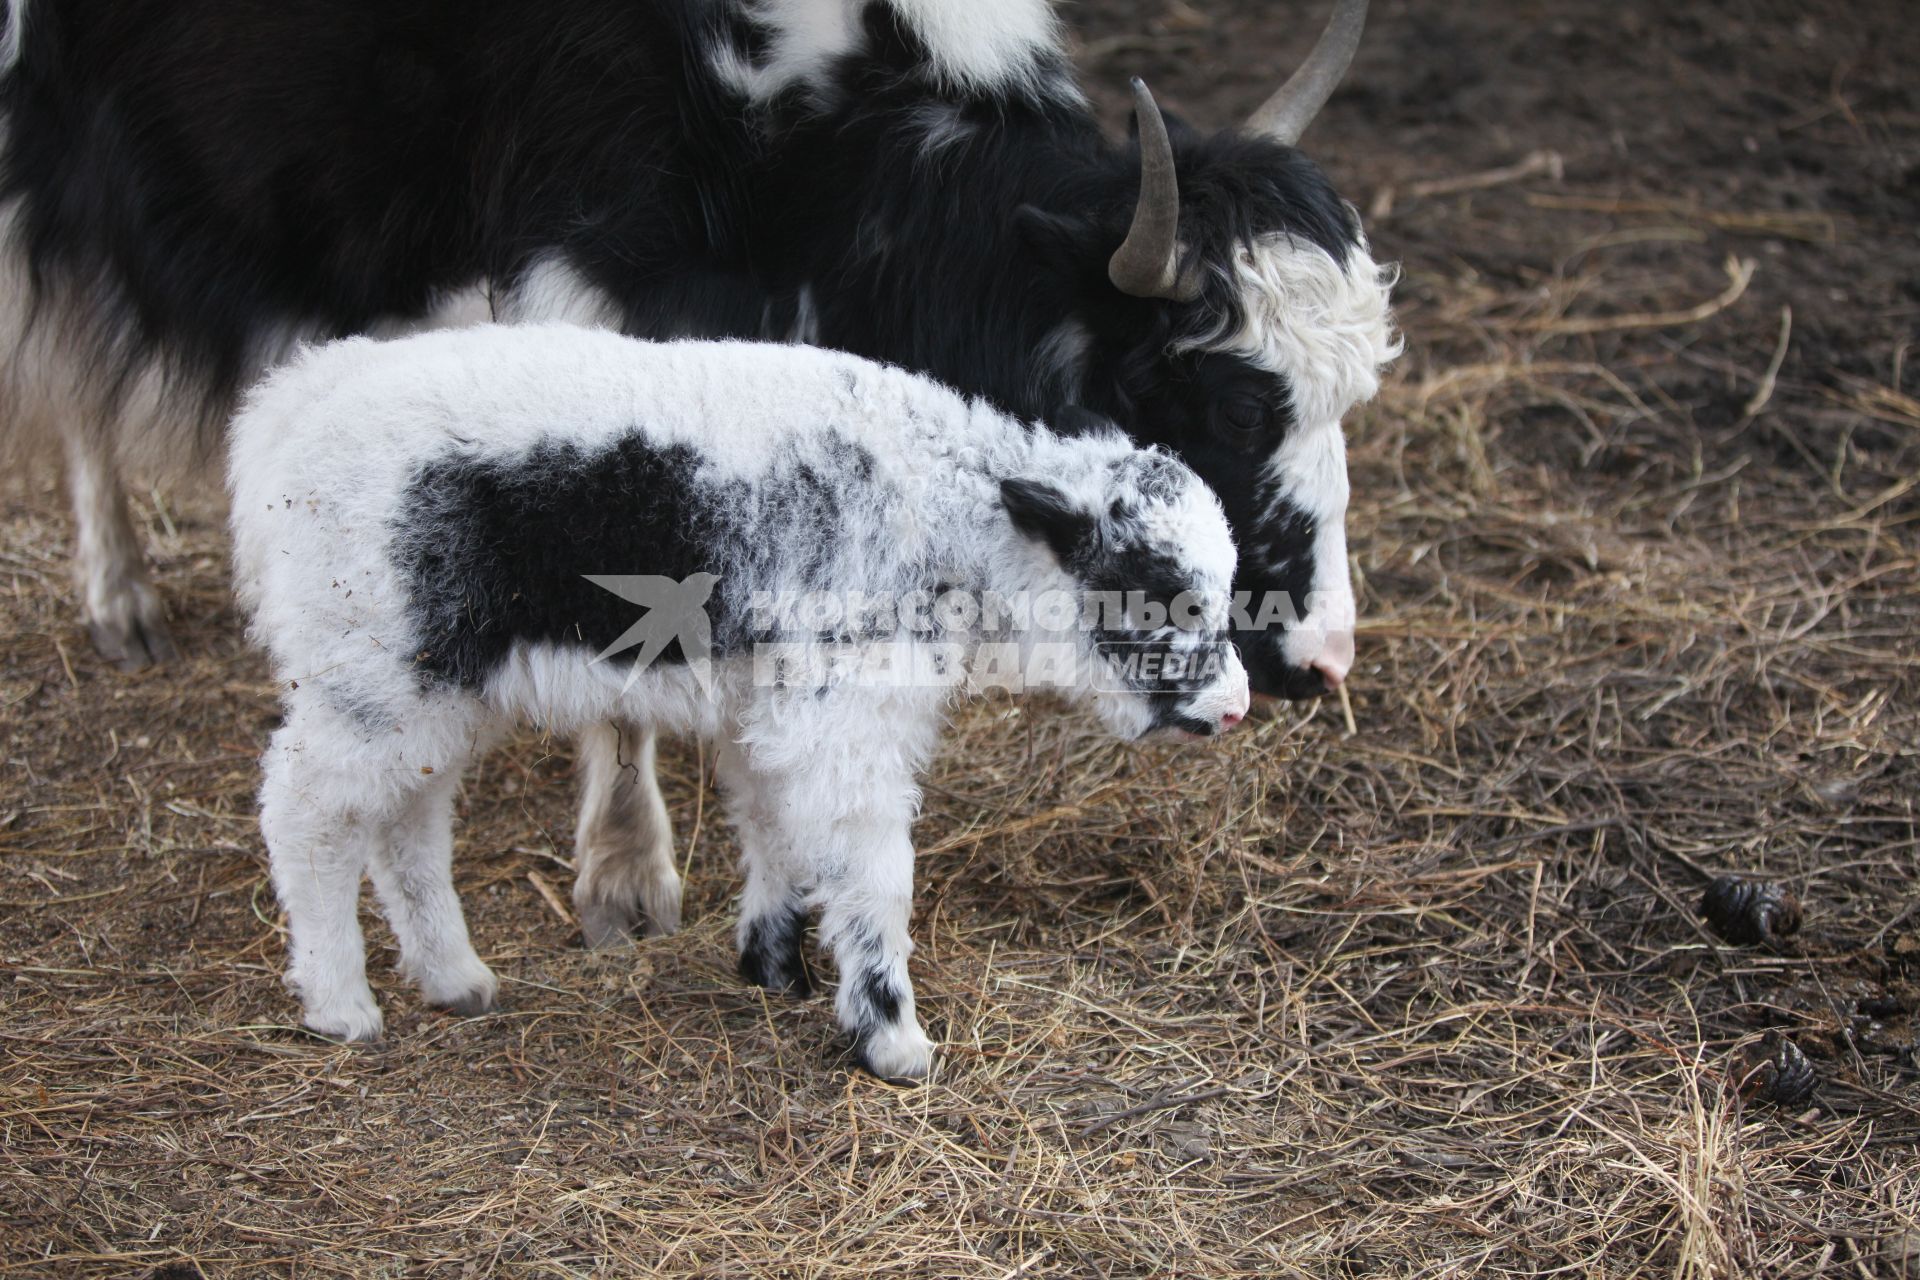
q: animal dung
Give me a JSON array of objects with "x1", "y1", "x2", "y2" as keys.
[
  {"x1": 1731, "y1": 1031, "x2": 1817, "y2": 1108},
  {"x1": 1880, "y1": 1230, "x2": 1920, "y2": 1280},
  {"x1": 1699, "y1": 876, "x2": 1802, "y2": 946}
]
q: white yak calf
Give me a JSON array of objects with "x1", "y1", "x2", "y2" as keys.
[{"x1": 229, "y1": 324, "x2": 1249, "y2": 1079}]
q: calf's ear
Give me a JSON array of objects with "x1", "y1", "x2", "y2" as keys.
[{"x1": 1001, "y1": 478, "x2": 1098, "y2": 565}]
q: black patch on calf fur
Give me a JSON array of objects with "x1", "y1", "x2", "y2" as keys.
[
  {"x1": 857, "y1": 968, "x2": 902, "y2": 1027},
  {"x1": 739, "y1": 904, "x2": 812, "y2": 996},
  {"x1": 392, "y1": 430, "x2": 870, "y2": 689},
  {"x1": 1001, "y1": 478, "x2": 1096, "y2": 566}
]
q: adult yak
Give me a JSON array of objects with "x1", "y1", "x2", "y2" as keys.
[{"x1": 0, "y1": 0, "x2": 1398, "y2": 946}]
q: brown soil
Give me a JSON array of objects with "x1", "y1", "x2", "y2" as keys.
[{"x1": 3, "y1": 2, "x2": 1917, "y2": 1275}]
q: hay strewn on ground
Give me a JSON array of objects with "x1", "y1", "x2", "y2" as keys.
[{"x1": 3, "y1": 2, "x2": 1917, "y2": 1275}]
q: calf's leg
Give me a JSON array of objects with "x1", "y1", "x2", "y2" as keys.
[
  {"x1": 737, "y1": 858, "x2": 814, "y2": 996},
  {"x1": 815, "y1": 816, "x2": 933, "y2": 1081},
  {"x1": 571, "y1": 720, "x2": 681, "y2": 947},
  {"x1": 727, "y1": 703, "x2": 940, "y2": 1079},
  {"x1": 733, "y1": 744, "x2": 932, "y2": 1078},
  {"x1": 727, "y1": 762, "x2": 932, "y2": 1076},
  {"x1": 718, "y1": 743, "x2": 813, "y2": 996},
  {"x1": 259, "y1": 727, "x2": 393, "y2": 1042},
  {"x1": 365, "y1": 771, "x2": 498, "y2": 1017}
]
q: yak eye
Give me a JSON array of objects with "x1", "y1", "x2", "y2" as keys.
[{"x1": 1215, "y1": 398, "x2": 1268, "y2": 443}]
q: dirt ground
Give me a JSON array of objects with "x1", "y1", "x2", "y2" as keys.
[{"x1": 3, "y1": 1, "x2": 1917, "y2": 1275}]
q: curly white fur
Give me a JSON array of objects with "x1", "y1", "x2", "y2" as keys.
[{"x1": 230, "y1": 325, "x2": 1246, "y2": 1076}]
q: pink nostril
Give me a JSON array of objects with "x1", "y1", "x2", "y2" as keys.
[
  {"x1": 1309, "y1": 630, "x2": 1356, "y2": 692},
  {"x1": 1220, "y1": 710, "x2": 1245, "y2": 731}
]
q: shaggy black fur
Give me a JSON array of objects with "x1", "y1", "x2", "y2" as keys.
[
  {"x1": 1, "y1": 0, "x2": 1360, "y2": 696},
  {"x1": 392, "y1": 431, "x2": 864, "y2": 689}
]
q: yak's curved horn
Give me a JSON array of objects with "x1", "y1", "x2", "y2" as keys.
[
  {"x1": 1244, "y1": 0, "x2": 1367, "y2": 145},
  {"x1": 1108, "y1": 78, "x2": 1201, "y2": 303}
]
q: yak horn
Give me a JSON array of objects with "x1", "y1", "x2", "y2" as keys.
[
  {"x1": 1107, "y1": 79, "x2": 1201, "y2": 303},
  {"x1": 1244, "y1": 0, "x2": 1367, "y2": 145}
]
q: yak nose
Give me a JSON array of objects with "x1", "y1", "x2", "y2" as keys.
[{"x1": 1308, "y1": 629, "x2": 1355, "y2": 692}]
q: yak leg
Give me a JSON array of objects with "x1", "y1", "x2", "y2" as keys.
[
  {"x1": 63, "y1": 430, "x2": 174, "y2": 669},
  {"x1": 815, "y1": 816, "x2": 933, "y2": 1082},
  {"x1": 572, "y1": 721, "x2": 682, "y2": 947},
  {"x1": 723, "y1": 737, "x2": 933, "y2": 1080}
]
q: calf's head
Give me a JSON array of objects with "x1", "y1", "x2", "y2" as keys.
[{"x1": 1000, "y1": 445, "x2": 1249, "y2": 741}]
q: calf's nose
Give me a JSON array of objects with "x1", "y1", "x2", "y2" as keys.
[{"x1": 1219, "y1": 673, "x2": 1252, "y2": 732}]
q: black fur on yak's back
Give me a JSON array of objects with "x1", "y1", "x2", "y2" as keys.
[
  {"x1": 1, "y1": 0, "x2": 1362, "y2": 432},
  {"x1": 0, "y1": 0, "x2": 762, "y2": 418},
  {"x1": 391, "y1": 426, "x2": 876, "y2": 691}
]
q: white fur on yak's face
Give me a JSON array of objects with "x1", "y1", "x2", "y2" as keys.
[
  {"x1": 1064, "y1": 220, "x2": 1397, "y2": 701},
  {"x1": 0, "y1": 0, "x2": 26, "y2": 72},
  {"x1": 1189, "y1": 231, "x2": 1400, "y2": 692}
]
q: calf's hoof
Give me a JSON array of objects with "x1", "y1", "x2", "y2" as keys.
[
  {"x1": 740, "y1": 949, "x2": 813, "y2": 997},
  {"x1": 423, "y1": 963, "x2": 499, "y2": 1018},
  {"x1": 303, "y1": 994, "x2": 385, "y2": 1044},
  {"x1": 857, "y1": 1022, "x2": 935, "y2": 1084},
  {"x1": 436, "y1": 986, "x2": 499, "y2": 1018},
  {"x1": 638, "y1": 873, "x2": 683, "y2": 938},
  {"x1": 579, "y1": 900, "x2": 646, "y2": 950}
]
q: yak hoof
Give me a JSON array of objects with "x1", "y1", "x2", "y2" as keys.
[{"x1": 89, "y1": 613, "x2": 177, "y2": 672}]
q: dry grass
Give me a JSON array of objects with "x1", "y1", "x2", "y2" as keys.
[
  {"x1": 5, "y1": 46, "x2": 1920, "y2": 1280},
  {"x1": 4, "y1": 262, "x2": 1916, "y2": 1275}
]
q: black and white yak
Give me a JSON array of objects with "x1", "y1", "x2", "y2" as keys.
[
  {"x1": 0, "y1": 0, "x2": 1399, "y2": 946},
  {"x1": 232, "y1": 324, "x2": 1252, "y2": 1075}
]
